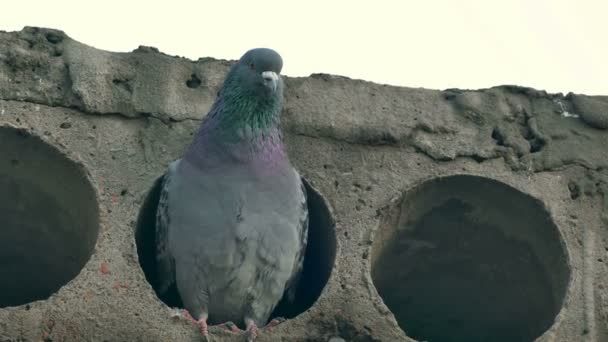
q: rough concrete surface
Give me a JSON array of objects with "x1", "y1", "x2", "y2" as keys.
[{"x1": 0, "y1": 27, "x2": 607, "y2": 341}]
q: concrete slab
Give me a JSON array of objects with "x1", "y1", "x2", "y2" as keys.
[{"x1": 0, "y1": 26, "x2": 607, "y2": 341}]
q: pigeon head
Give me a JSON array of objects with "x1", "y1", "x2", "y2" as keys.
[
  {"x1": 209, "y1": 47, "x2": 285, "y2": 130},
  {"x1": 232, "y1": 48, "x2": 283, "y2": 97},
  {"x1": 186, "y1": 48, "x2": 288, "y2": 165}
]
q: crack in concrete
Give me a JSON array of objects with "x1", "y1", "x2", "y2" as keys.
[{"x1": 0, "y1": 98, "x2": 202, "y2": 126}]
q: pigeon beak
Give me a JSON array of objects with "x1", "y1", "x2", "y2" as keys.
[{"x1": 262, "y1": 71, "x2": 279, "y2": 93}]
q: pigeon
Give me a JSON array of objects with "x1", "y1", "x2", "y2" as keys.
[{"x1": 155, "y1": 48, "x2": 308, "y2": 342}]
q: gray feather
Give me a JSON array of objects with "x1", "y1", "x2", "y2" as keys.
[
  {"x1": 156, "y1": 158, "x2": 308, "y2": 326},
  {"x1": 283, "y1": 181, "x2": 308, "y2": 303},
  {"x1": 155, "y1": 164, "x2": 177, "y2": 296}
]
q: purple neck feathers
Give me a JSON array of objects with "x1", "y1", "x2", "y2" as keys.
[{"x1": 183, "y1": 85, "x2": 288, "y2": 174}]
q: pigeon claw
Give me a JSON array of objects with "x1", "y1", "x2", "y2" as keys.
[
  {"x1": 179, "y1": 309, "x2": 197, "y2": 324},
  {"x1": 264, "y1": 317, "x2": 286, "y2": 329},
  {"x1": 245, "y1": 319, "x2": 259, "y2": 342},
  {"x1": 199, "y1": 318, "x2": 209, "y2": 337}
]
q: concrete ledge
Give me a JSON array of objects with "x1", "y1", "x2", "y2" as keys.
[{"x1": 0, "y1": 27, "x2": 607, "y2": 341}]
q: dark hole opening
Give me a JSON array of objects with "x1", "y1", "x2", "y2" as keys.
[
  {"x1": 371, "y1": 175, "x2": 570, "y2": 342},
  {"x1": 529, "y1": 139, "x2": 545, "y2": 153},
  {"x1": 491, "y1": 128, "x2": 505, "y2": 146},
  {"x1": 567, "y1": 181, "x2": 580, "y2": 200},
  {"x1": 0, "y1": 127, "x2": 100, "y2": 308},
  {"x1": 135, "y1": 176, "x2": 336, "y2": 322},
  {"x1": 186, "y1": 74, "x2": 202, "y2": 89}
]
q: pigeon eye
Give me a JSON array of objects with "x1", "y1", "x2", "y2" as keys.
[{"x1": 249, "y1": 62, "x2": 255, "y2": 70}]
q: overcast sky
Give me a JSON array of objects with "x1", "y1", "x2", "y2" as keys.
[{"x1": 2, "y1": 1, "x2": 607, "y2": 95}]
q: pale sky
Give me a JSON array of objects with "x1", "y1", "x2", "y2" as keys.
[{"x1": 1, "y1": 0, "x2": 607, "y2": 95}]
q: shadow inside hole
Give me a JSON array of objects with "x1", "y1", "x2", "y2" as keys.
[
  {"x1": 272, "y1": 179, "x2": 336, "y2": 319},
  {"x1": 0, "y1": 126, "x2": 99, "y2": 308},
  {"x1": 135, "y1": 176, "x2": 336, "y2": 321},
  {"x1": 186, "y1": 74, "x2": 202, "y2": 89},
  {"x1": 371, "y1": 175, "x2": 570, "y2": 342}
]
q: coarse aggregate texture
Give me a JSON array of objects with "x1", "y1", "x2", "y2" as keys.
[{"x1": 0, "y1": 27, "x2": 607, "y2": 342}]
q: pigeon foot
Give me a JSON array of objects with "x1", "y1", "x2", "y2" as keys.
[
  {"x1": 244, "y1": 318, "x2": 259, "y2": 342},
  {"x1": 218, "y1": 321, "x2": 242, "y2": 333},
  {"x1": 264, "y1": 317, "x2": 286, "y2": 329},
  {"x1": 179, "y1": 310, "x2": 210, "y2": 340},
  {"x1": 198, "y1": 318, "x2": 209, "y2": 339},
  {"x1": 179, "y1": 309, "x2": 197, "y2": 323}
]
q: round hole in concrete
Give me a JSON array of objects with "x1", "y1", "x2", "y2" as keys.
[
  {"x1": 136, "y1": 175, "x2": 336, "y2": 323},
  {"x1": 0, "y1": 126, "x2": 100, "y2": 308},
  {"x1": 371, "y1": 175, "x2": 570, "y2": 342}
]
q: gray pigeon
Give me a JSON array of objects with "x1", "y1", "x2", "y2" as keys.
[{"x1": 155, "y1": 48, "x2": 308, "y2": 341}]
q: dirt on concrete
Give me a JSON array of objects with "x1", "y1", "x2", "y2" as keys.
[{"x1": 0, "y1": 27, "x2": 607, "y2": 341}]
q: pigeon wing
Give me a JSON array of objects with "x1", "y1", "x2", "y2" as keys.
[
  {"x1": 155, "y1": 165, "x2": 177, "y2": 296},
  {"x1": 283, "y1": 179, "x2": 309, "y2": 303}
]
